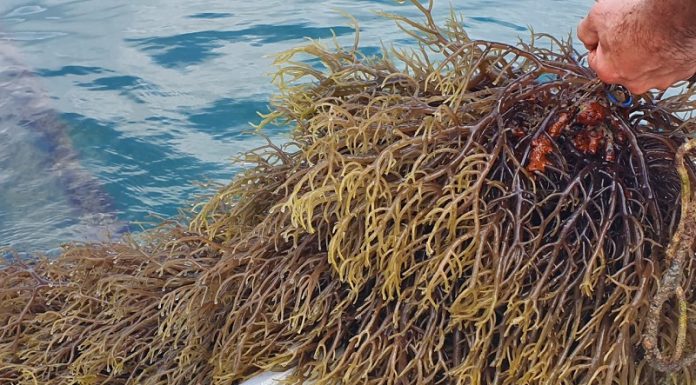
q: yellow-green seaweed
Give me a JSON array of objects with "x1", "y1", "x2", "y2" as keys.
[{"x1": 3, "y1": 1, "x2": 696, "y2": 384}]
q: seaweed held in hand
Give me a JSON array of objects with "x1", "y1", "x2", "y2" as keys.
[{"x1": 3, "y1": 1, "x2": 696, "y2": 384}]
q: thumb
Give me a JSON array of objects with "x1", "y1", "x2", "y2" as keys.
[{"x1": 577, "y1": 15, "x2": 599, "y2": 51}]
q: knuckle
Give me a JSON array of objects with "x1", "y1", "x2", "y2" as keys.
[
  {"x1": 593, "y1": 66, "x2": 621, "y2": 84},
  {"x1": 626, "y1": 83, "x2": 648, "y2": 95}
]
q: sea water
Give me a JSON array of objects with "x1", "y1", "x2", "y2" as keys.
[{"x1": 0, "y1": 0, "x2": 588, "y2": 252}]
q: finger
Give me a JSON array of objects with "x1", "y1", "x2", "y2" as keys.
[
  {"x1": 674, "y1": 68, "x2": 696, "y2": 84},
  {"x1": 623, "y1": 82, "x2": 650, "y2": 95},
  {"x1": 653, "y1": 73, "x2": 689, "y2": 91},
  {"x1": 577, "y1": 15, "x2": 599, "y2": 51},
  {"x1": 625, "y1": 67, "x2": 693, "y2": 94},
  {"x1": 589, "y1": 43, "x2": 622, "y2": 84},
  {"x1": 621, "y1": 69, "x2": 661, "y2": 94},
  {"x1": 588, "y1": 49, "x2": 597, "y2": 71}
]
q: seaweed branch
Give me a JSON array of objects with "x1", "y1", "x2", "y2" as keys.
[{"x1": 643, "y1": 139, "x2": 696, "y2": 372}]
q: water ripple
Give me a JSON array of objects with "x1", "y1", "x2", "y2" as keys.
[
  {"x1": 188, "y1": 12, "x2": 233, "y2": 19},
  {"x1": 5, "y1": 5, "x2": 47, "y2": 18},
  {"x1": 0, "y1": 31, "x2": 67, "y2": 41}
]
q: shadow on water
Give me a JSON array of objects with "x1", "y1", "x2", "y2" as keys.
[
  {"x1": 75, "y1": 74, "x2": 175, "y2": 104},
  {"x1": 4, "y1": 48, "x2": 284, "y2": 253},
  {"x1": 187, "y1": 12, "x2": 234, "y2": 20},
  {"x1": 301, "y1": 45, "x2": 384, "y2": 69},
  {"x1": 127, "y1": 24, "x2": 355, "y2": 68},
  {"x1": 61, "y1": 112, "x2": 232, "y2": 223},
  {"x1": 468, "y1": 16, "x2": 526, "y2": 32},
  {"x1": 35, "y1": 65, "x2": 112, "y2": 77},
  {"x1": 0, "y1": 40, "x2": 126, "y2": 252},
  {"x1": 186, "y1": 98, "x2": 278, "y2": 140}
]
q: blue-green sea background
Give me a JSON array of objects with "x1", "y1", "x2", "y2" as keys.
[{"x1": 0, "y1": 0, "x2": 589, "y2": 252}]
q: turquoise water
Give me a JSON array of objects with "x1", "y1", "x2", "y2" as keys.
[{"x1": 0, "y1": 0, "x2": 589, "y2": 252}]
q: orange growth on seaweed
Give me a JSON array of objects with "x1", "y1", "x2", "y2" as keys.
[{"x1": 527, "y1": 136, "x2": 554, "y2": 172}]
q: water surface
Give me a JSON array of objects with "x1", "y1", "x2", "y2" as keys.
[{"x1": 0, "y1": 0, "x2": 590, "y2": 252}]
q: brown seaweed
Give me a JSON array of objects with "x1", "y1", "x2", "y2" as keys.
[{"x1": 3, "y1": 1, "x2": 696, "y2": 384}]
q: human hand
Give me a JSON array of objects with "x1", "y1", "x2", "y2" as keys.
[{"x1": 577, "y1": 0, "x2": 696, "y2": 94}]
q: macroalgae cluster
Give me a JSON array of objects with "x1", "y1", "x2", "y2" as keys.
[{"x1": 3, "y1": 1, "x2": 696, "y2": 384}]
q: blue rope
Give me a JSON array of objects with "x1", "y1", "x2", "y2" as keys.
[{"x1": 605, "y1": 85, "x2": 633, "y2": 108}]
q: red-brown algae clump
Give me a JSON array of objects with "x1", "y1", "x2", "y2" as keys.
[
  {"x1": 576, "y1": 101, "x2": 607, "y2": 126},
  {"x1": 573, "y1": 128, "x2": 604, "y2": 155},
  {"x1": 525, "y1": 100, "x2": 625, "y2": 173},
  {"x1": 527, "y1": 136, "x2": 555, "y2": 173},
  {"x1": 548, "y1": 111, "x2": 571, "y2": 137}
]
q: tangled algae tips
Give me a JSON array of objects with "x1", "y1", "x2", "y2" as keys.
[{"x1": 4, "y1": 1, "x2": 696, "y2": 384}]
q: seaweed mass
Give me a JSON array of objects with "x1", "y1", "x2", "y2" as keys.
[{"x1": 3, "y1": 1, "x2": 696, "y2": 384}]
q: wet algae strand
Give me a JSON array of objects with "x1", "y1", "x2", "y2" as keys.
[{"x1": 4, "y1": 1, "x2": 696, "y2": 384}]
